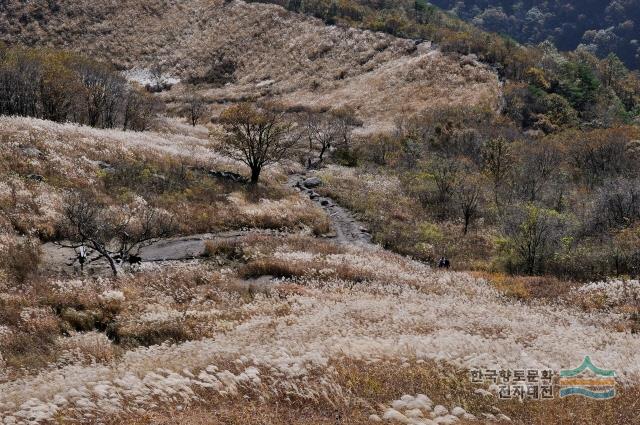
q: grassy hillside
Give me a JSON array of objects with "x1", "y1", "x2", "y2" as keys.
[
  {"x1": 0, "y1": 2, "x2": 639, "y2": 424},
  {"x1": 0, "y1": 0, "x2": 500, "y2": 132},
  {"x1": 229, "y1": 0, "x2": 640, "y2": 284},
  {"x1": 251, "y1": 0, "x2": 640, "y2": 126},
  {"x1": 0, "y1": 115, "x2": 330, "y2": 278}
]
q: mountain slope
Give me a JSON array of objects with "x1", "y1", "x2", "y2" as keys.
[{"x1": 0, "y1": 0, "x2": 500, "y2": 132}]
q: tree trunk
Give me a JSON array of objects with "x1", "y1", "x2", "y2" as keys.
[
  {"x1": 250, "y1": 166, "x2": 261, "y2": 184},
  {"x1": 91, "y1": 240, "x2": 118, "y2": 277},
  {"x1": 463, "y1": 212, "x2": 470, "y2": 235},
  {"x1": 105, "y1": 253, "x2": 118, "y2": 277},
  {"x1": 319, "y1": 144, "x2": 329, "y2": 162}
]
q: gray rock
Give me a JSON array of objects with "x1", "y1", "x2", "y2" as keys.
[
  {"x1": 303, "y1": 177, "x2": 322, "y2": 188},
  {"x1": 27, "y1": 174, "x2": 44, "y2": 182},
  {"x1": 21, "y1": 147, "x2": 44, "y2": 158},
  {"x1": 460, "y1": 54, "x2": 479, "y2": 66},
  {"x1": 95, "y1": 161, "x2": 116, "y2": 174},
  {"x1": 209, "y1": 170, "x2": 248, "y2": 183}
]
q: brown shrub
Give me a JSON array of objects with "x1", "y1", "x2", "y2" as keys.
[
  {"x1": 0, "y1": 295, "x2": 27, "y2": 327},
  {"x1": 236, "y1": 234, "x2": 346, "y2": 258},
  {"x1": 521, "y1": 275, "x2": 576, "y2": 300},
  {"x1": 110, "y1": 320, "x2": 193, "y2": 348},
  {"x1": 310, "y1": 215, "x2": 332, "y2": 236},
  {"x1": 285, "y1": 236, "x2": 345, "y2": 255},
  {"x1": 333, "y1": 263, "x2": 371, "y2": 283},
  {"x1": 238, "y1": 259, "x2": 307, "y2": 279},
  {"x1": 60, "y1": 308, "x2": 105, "y2": 333},
  {"x1": 0, "y1": 237, "x2": 42, "y2": 284},
  {"x1": 474, "y1": 272, "x2": 576, "y2": 302},
  {"x1": 2, "y1": 308, "x2": 60, "y2": 370},
  {"x1": 35, "y1": 282, "x2": 102, "y2": 313},
  {"x1": 204, "y1": 239, "x2": 244, "y2": 260}
]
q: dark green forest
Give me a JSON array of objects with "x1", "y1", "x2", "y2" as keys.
[{"x1": 429, "y1": 0, "x2": 640, "y2": 69}]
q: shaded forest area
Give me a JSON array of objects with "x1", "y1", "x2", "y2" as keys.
[{"x1": 430, "y1": 0, "x2": 640, "y2": 69}]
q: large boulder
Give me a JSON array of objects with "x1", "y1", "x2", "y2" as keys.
[{"x1": 302, "y1": 177, "x2": 322, "y2": 188}]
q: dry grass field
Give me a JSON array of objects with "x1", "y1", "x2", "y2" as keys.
[
  {"x1": 0, "y1": 116, "x2": 638, "y2": 424},
  {"x1": 1, "y1": 231, "x2": 639, "y2": 424},
  {"x1": 1, "y1": 0, "x2": 500, "y2": 133},
  {"x1": 1, "y1": 2, "x2": 639, "y2": 424}
]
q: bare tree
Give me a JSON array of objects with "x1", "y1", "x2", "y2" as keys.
[
  {"x1": 108, "y1": 204, "x2": 175, "y2": 263},
  {"x1": 455, "y1": 174, "x2": 485, "y2": 235},
  {"x1": 503, "y1": 205, "x2": 569, "y2": 275},
  {"x1": 60, "y1": 192, "x2": 174, "y2": 276},
  {"x1": 61, "y1": 192, "x2": 118, "y2": 275},
  {"x1": 75, "y1": 61, "x2": 126, "y2": 128},
  {"x1": 369, "y1": 134, "x2": 399, "y2": 166},
  {"x1": 122, "y1": 88, "x2": 142, "y2": 131},
  {"x1": 331, "y1": 106, "x2": 360, "y2": 150},
  {"x1": 429, "y1": 156, "x2": 460, "y2": 207},
  {"x1": 590, "y1": 178, "x2": 640, "y2": 232},
  {"x1": 219, "y1": 103, "x2": 298, "y2": 184},
  {"x1": 516, "y1": 140, "x2": 560, "y2": 202},
  {"x1": 482, "y1": 137, "x2": 514, "y2": 208},
  {"x1": 185, "y1": 89, "x2": 206, "y2": 127},
  {"x1": 148, "y1": 62, "x2": 168, "y2": 92},
  {"x1": 304, "y1": 111, "x2": 338, "y2": 165},
  {"x1": 123, "y1": 89, "x2": 162, "y2": 131}
]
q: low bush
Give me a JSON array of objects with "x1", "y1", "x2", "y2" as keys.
[
  {"x1": 204, "y1": 239, "x2": 244, "y2": 260},
  {"x1": 0, "y1": 237, "x2": 42, "y2": 284},
  {"x1": 475, "y1": 272, "x2": 575, "y2": 301},
  {"x1": 109, "y1": 320, "x2": 193, "y2": 348},
  {"x1": 238, "y1": 258, "x2": 307, "y2": 279}
]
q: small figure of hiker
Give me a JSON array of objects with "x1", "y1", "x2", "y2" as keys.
[
  {"x1": 76, "y1": 245, "x2": 87, "y2": 272},
  {"x1": 437, "y1": 256, "x2": 451, "y2": 269}
]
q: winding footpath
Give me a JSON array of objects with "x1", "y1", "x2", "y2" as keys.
[
  {"x1": 41, "y1": 172, "x2": 374, "y2": 276},
  {"x1": 288, "y1": 172, "x2": 373, "y2": 247}
]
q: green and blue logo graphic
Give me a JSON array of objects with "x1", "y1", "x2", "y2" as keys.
[{"x1": 559, "y1": 356, "x2": 616, "y2": 399}]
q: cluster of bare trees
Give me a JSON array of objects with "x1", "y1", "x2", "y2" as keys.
[
  {"x1": 217, "y1": 102, "x2": 361, "y2": 184},
  {"x1": 359, "y1": 106, "x2": 640, "y2": 278},
  {"x1": 0, "y1": 47, "x2": 157, "y2": 130},
  {"x1": 301, "y1": 107, "x2": 360, "y2": 167}
]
